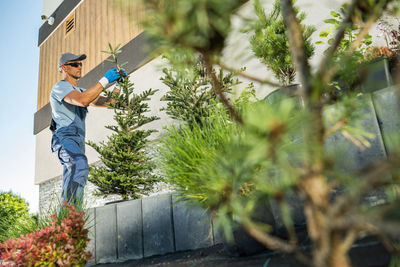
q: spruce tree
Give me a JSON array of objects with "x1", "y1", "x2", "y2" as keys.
[{"x1": 87, "y1": 44, "x2": 160, "y2": 200}]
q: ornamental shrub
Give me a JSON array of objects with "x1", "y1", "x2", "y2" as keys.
[{"x1": 0, "y1": 203, "x2": 91, "y2": 266}]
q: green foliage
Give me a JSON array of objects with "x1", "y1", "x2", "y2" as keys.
[
  {"x1": 160, "y1": 54, "x2": 239, "y2": 126},
  {"x1": 158, "y1": 88, "x2": 256, "y2": 204},
  {"x1": 87, "y1": 44, "x2": 161, "y2": 200},
  {"x1": 0, "y1": 215, "x2": 38, "y2": 243},
  {"x1": 158, "y1": 95, "x2": 304, "y2": 240},
  {"x1": 0, "y1": 191, "x2": 37, "y2": 242},
  {"x1": 0, "y1": 204, "x2": 91, "y2": 266},
  {"x1": 143, "y1": 0, "x2": 400, "y2": 264},
  {"x1": 247, "y1": 0, "x2": 315, "y2": 86},
  {"x1": 157, "y1": 106, "x2": 241, "y2": 204},
  {"x1": 0, "y1": 191, "x2": 29, "y2": 220},
  {"x1": 318, "y1": 4, "x2": 373, "y2": 52},
  {"x1": 317, "y1": 4, "x2": 373, "y2": 91},
  {"x1": 142, "y1": 0, "x2": 248, "y2": 53}
]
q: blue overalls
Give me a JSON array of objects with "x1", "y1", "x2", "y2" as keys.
[{"x1": 51, "y1": 105, "x2": 88, "y2": 211}]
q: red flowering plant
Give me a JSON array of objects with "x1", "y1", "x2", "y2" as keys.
[{"x1": 0, "y1": 203, "x2": 92, "y2": 266}]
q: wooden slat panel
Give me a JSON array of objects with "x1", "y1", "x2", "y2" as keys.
[
  {"x1": 79, "y1": 2, "x2": 88, "y2": 77},
  {"x1": 120, "y1": 0, "x2": 131, "y2": 52},
  {"x1": 114, "y1": 0, "x2": 123, "y2": 50},
  {"x1": 57, "y1": 26, "x2": 64, "y2": 81},
  {"x1": 100, "y1": 0, "x2": 109, "y2": 62},
  {"x1": 88, "y1": 1, "x2": 95, "y2": 69},
  {"x1": 42, "y1": 41, "x2": 49, "y2": 108},
  {"x1": 49, "y1": 37, "x2": 54, "y2": 98},
  {"x1": 37, "y1": 46, "x2": 44, "y2": 108},
  {"x1": 94, "y1": 0, "x2": 100, "y2": 65},
  {"x1": 85, "y1": 0, "x2": 92, "y2": 74},
  {"x1": 74, "y1": 8, "x2": 81, "y2": 67},
  {"x1": 107, "y1": 0, "x2": 116, "y2": 52},
  {"x1": 37, "y1": 0, "x2": 145, "y2": 110}
]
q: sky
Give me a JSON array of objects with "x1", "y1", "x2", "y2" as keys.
[{"x1": 0, "y1": 1, "x2": 42, "y2": 213}]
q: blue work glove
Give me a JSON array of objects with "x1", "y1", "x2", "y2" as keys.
[
  {"x1": 98, "y1": 68, "x2": 121, "y2": 88},
  {"x1": 104, "y1": 68, "x2": 121, "y2": 83}
]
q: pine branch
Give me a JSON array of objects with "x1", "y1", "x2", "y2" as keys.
[
  {"x1": 218, "y1": 61, "x2": 281, "y2": 88},
  {"x1": 202, "y1": 52, "x2": 244, "y2": 125}
]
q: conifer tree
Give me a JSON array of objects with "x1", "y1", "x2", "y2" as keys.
[
  {"x1": 160, "y1": 53, "x2": 240, "y2": 126},
  {"x1": 248, "y1": 0, "x2": 315, "y2": 86},
  {"x1": 87, "y1": 44, "x2": 160, "y2": 200}
]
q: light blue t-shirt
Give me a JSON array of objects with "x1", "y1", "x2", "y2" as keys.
[{"x1": 50, "y1": 80, "x2": 86, "y2": 129}]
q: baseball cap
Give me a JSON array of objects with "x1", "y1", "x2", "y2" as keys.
[{"x1": 58, "y1": 53, "x2": 87, "y2": 71}]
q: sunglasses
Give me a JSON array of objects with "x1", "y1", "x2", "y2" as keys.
[{"x1": 64, "y1": 62, "x2": 82, "y2": 67}]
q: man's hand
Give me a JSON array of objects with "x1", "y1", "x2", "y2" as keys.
[
  {"x1": 98, "y1": 68, "x2": 121, "y2": 88},
  {"x1": 104, "y1": 68, "x2": 121, "y2": 83}
]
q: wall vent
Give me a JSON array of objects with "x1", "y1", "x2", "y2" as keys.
[{"x1": 65, "y1": 13, "x2": 75, "y2": 37}]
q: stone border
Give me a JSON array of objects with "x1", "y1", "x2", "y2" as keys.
[{"x1": 86, "y1": 193, "x2": 220, "y2": 265}]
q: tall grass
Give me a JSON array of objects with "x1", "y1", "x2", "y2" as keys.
[{"x1": 157, "y1": 106, "x2": 243, "y2": 205}]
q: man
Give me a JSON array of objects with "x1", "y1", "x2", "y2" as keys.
[{"x1": 50, "y1": 52, "x2": 123, "y2": 210}]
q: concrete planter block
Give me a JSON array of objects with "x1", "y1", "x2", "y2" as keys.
[
  {"x1": 324, "y1": 94, "x2": 388, "y2": 204},
  {"x1": 95, "y1": 204, "x2": 117, "y2": 263},
  {"x1": 212, "y1": 218, "x2": 224, "y2": 245},
  {"x1": 142, "y1": 194, "x2": 175, "y2": 257},
  {"x1": 85, "y1": 208, "x2": 96, "y2": 266},
  {"x1": 325, "y1": 94, "x2": 387, "y2": 172},
  {"x1": 117, "y1": 199, "x2": 143, "y2": 260},
  {"x1": 172, "y1": 196, "x2": 213, "y2": 251},
  {"x1": 360, "y1": 57, "x2": 392, "y2": 93},
  {"x1": 269, "y1": 194, "x2": 304, "y2": 235},
  {"x1": 372, "y1": 86, "x2": 400, "y2": 155}
]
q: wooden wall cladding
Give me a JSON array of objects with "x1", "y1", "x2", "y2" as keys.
[{"x1": 37, "y1": 0, "x2": 145, "y2": 110}]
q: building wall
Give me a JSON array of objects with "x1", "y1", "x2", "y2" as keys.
[{"x1": 37, "y1": 0, "x2": 145, "y2": 110}]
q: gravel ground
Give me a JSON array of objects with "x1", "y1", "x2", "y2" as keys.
[{"x1": 93, "y1": 240, "x2": 390, "y2": 267}]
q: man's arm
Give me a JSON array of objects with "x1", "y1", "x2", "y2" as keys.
[
  {"x1": 64, "y1": 82, "x2": 104, "y2": 107},
  {"x1": 90, "y1": 87, "x2": 121, "y2": 107},
  {"x1": 63, "y1": 68, "x2": 121, "y2": 107}
]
